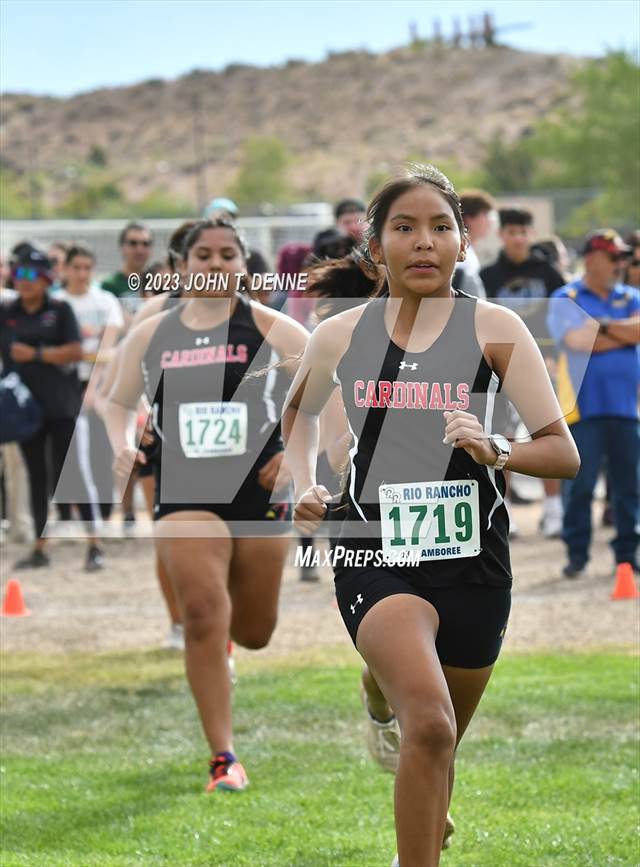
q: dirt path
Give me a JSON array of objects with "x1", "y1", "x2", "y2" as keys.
[{"x1": 1, "y1": 502, "x2": 638, "y2": 659}]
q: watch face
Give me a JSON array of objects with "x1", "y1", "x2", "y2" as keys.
[{"x1": 492, "y1": 434, "x2": 511, "y2": 454}]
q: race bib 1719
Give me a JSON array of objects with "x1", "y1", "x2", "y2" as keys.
[{"x1": 378, "y1": 480, "x2": 480, "y2": 562}]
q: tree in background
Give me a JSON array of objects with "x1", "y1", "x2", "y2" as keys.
[
  {"x1": 481, "y1": 134, "x2": 535, "y2": 193},
  {"x1": 481, "y1": 50, "x2": 639, "y2": 232},
  {"x1": 0, "y1": 170, "x2": 44, "y2": 219},
  {"x1": 226, "y1": 136, "x2": 292, "y2": 208}
]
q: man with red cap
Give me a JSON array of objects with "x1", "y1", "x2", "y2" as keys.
[{"x1": 547, "y1": 229, "x2": 639, "y2": 578}]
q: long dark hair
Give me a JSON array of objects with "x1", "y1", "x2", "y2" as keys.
[
  {"x1": 167, "y1": 220, "x2": 199, "y2": 272},
  {"x1": 365, "y1": 164, "x2": 467, "y2": 297},
  {"x1": 307, "y1": 253, "x2": 377, "y2": 320}
]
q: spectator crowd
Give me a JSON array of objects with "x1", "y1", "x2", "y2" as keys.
[{"x1": 1, "y1": 193, "x2": 638, "y2": 591}]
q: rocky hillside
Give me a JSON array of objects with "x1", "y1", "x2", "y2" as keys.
[{"x1": 1, "y1": 44, "x2": 582, "y2": 210}]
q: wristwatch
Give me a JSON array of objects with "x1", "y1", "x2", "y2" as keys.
[
  {"x1": 489, "y1": 434, "x2": 512, "y2": 471},
  {"x1": 599, "y1": 317, "x2": 611, "y2": 335},
  {"x1": 33, "y1": 346, "x2": 43, "y2": 362}
]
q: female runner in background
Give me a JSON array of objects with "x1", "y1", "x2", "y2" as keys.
[{"x1": 105, "y1": 218, "x2": 308, "y2": 792}]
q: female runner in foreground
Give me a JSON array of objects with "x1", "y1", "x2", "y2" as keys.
[
  {"x1": 283, "y1": 166, "x2": 579, "y2": 866},
  {"x1": 105, "y1": 219, "x2": 308, "y2": 792}
]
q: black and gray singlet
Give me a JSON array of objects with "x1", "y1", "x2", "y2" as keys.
[{"x1": 334, "y1": 290, "x2": 512, "y2": 587}]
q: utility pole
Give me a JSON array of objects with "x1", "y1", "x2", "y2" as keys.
[
  {"x1": 22, "y1": 103, "x2": 41, "y2": 219},
  {"x1": 191, "y1": 92, "x2": 207, "y2": 212}
]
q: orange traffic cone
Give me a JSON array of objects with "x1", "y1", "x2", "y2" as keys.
[
  {"x1": 1, "y1": 579, "x2": 31, "y2": 617},
  {"x1": 610, "y1": 563, "x2": 640, "y2": 601}
]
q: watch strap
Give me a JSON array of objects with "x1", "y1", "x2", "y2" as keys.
[
  {"x1": 489, "y1": 434, "x2": 511, "y2": 471},
  {"x1": 492, "y1": 451, "x2": 509, "y2": 471}
]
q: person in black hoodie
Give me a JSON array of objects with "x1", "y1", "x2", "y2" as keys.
[{"x1": 481, "y1": 208, "x2": 566, "y2": 538}]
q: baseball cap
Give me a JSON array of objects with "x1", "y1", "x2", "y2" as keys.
[
  {"x1": 12, "y1": 247, "x2": 54, "y2": 283},
  {"x1": 203, "y1": 197, "x2": 239, "y2": 219},
  {"x1": 582, "y1": 229, "x2": 632, "y2": 257}
]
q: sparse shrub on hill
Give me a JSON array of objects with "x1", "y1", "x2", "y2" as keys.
[{"x1": 226, "y1": 136, "x2": 293, "y2": 208}]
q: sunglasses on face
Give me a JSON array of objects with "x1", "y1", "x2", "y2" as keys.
[
  {"x1": 14, "y1": 267, "x2": 43, "y2": 281},
  {"x1": 125, "y1": 239, "x2": 152, "y2": 248}
]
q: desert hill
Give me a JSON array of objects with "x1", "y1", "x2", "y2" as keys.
[{"x1": 1, "y1": 43, "x2": 581, "y2": 211}]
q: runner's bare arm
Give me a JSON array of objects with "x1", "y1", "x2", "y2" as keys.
[
  {"x1": 320, "y1": 388, "x2": 351, "y2": 472},
  {"x1": 250, "y1": 300, "x2": 310, "y2": 375},
  {"x1": 128, "y1": 292, "x2": 170, "y2": 330},
  {"x1": 95, "y1": 343, "x2": 121, "y2": 414},
  {"x1": 470, "y1": 302, "x2": 580, "y2": 479},
  {"x1": 103, "y1": 314, "x2": 164, "y2": 462},
  {"x1": 253, "y1": 301, "x2": 351, "y2": 464},
  {"x1": 282, "y1": 312, "x2": 355, "y2": 499}
]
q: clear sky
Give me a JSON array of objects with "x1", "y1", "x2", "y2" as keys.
[{"x1": 1, "y1": 0, "x2": 638, "y2": 97}]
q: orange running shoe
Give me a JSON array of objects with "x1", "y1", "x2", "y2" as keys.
[{"x1": 206, "y1": 753, "x2": 249, "y2": 793}]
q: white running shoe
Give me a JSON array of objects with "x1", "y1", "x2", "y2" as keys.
[
  {"x1": 165, "y1": 623, "x2": 185, "y2": 651},
  {"x1": 504, "y1": 498, "x2": 519, "y2": 538},
  {"x1": 360, "y1": 687, "x2": 401, "y2": 774},
  {"x1": 443, "y1": 812, "x2": 455, "y2": 849},
  {"x1": 541, "y1": 498, "x2": 564, "y2": 538},
  {"x1": 541, "y1": 510, "x2": 563, "y2": 538}
]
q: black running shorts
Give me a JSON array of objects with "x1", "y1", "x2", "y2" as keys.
[
  {"x1": 335, "y1": 568, "x2": 511, "y2": 668},
  {"x1": 153, "y1": 468, "x2": 291, "y2": 535}
]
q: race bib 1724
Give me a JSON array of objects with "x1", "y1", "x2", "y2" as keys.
[
  {"x1": 178, "y1": 402, "x2": 247, "y2": 458},
  {"x1": 378, "y1": 480, "x2": 481, "y2": 562}
]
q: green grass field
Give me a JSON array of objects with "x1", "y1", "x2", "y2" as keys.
[{"x1": 1, "y1": 648, "x2": 638, "y2": 867}]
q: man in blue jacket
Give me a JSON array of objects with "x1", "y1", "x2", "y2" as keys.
[{"x1": 547, "y1": 229, "x2": 639, "y2": 578}]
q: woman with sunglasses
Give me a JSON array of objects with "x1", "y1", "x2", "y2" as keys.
[{"x1": 0, "y1": 247, "x2": 104, "y2": 569}]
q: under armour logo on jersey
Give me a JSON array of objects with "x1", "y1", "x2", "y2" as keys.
[
  {"x1": 195, "y1": 336, "x2": 210, "y2": 346},
  {"x1": 350, "y1": 593, "x2": 363, "y2": 614},
  {"x1": 399, "y1": 361, "x2": 418, "y2": 370}
]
